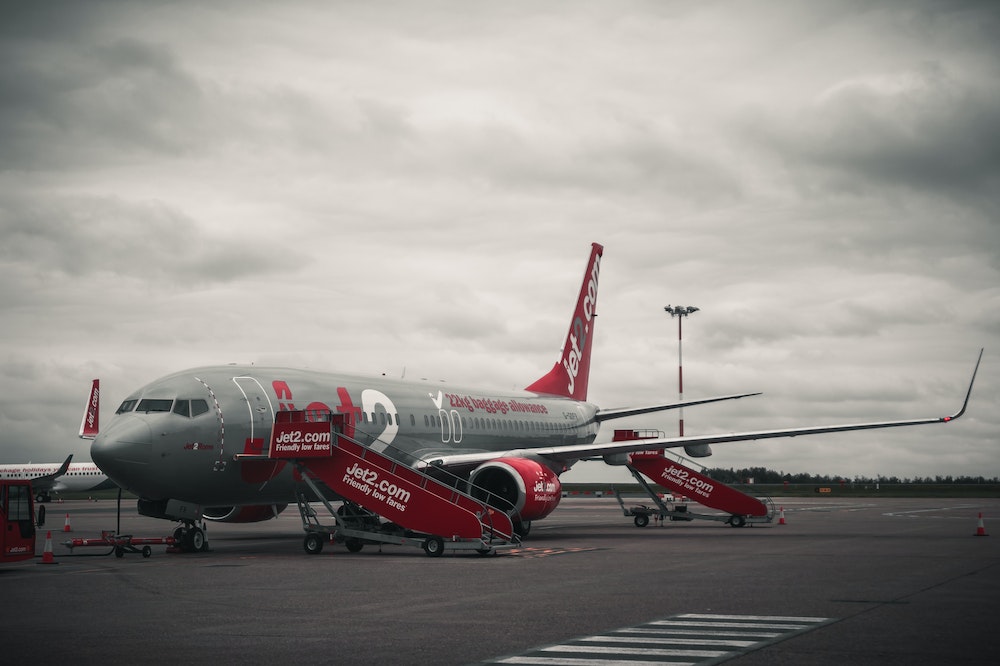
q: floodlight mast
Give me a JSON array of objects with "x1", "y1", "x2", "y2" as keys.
[{"x1": 664, "y1": 305, "x2": 700, "y2": 437}]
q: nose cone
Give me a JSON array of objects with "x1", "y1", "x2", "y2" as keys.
[{"x1": 91, "y1": 416, "x2": 153, "y2": 491}]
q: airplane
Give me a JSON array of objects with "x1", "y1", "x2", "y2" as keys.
[
  {"x1": 0, "y1": 381, "x2": 113, "y2": 503},
  {"x1": 0, "y1": 456, "x2": 114, "y2": 503},
  {"x1": 89, "y1": 243, "x2": 981, "y2": 552}
]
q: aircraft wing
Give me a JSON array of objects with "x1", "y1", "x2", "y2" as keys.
[
  {"x1": 422, "y1": 348, "x2": 982, "y2": 472},
  {"x1": 26, "y1": 454, "x2": 74, "y2": 493},
  {"x1": 594, "y1": 392, "x2": 761, "y2": 421}
]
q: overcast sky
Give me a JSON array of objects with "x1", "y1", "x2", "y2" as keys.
[{"x1": 2, "y1": 1, "x2": 998, "y2": 483}]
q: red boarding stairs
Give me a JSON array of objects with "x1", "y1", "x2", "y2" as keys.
[
  {"x1": 614, "y1": 429, "x2": 775, "y2": 527},
  {"x1": 254, "y1": 411, "x2": 518, "y2": 556}
]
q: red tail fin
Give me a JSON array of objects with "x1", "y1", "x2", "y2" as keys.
[
  {"x1": 79, "y1": 379, "x2": 100, "y2": 439},
  {"x1": 525, "y1": 243, "x2": 603, "y2": 401}
]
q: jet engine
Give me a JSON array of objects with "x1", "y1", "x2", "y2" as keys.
[
  {"x1": 468, "y1": 457, "x2": 561, "y2": 523},
  {"x1": 683, "y1": 444, "x2": 713, "y2": 458},
  {"x1": 203, "y1": 504, "x2": 288, "y2": 523}
]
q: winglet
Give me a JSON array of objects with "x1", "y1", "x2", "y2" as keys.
[
  {"x1": 525, "y1": 243, "x2": 603, "y2": 401},
  {"x1": 79, "y1": 379, "x2": 100, "y2": 439},
  {"x1": 943, "y1": 348, "x2": 983, "y2": 422}
]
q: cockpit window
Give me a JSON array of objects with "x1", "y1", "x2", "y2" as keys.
[
  {"x1": 136, "y1": 399, "x2": 173, "y2": 413},
  {"x1": 116, "y1": 399, "x2": 138, "y2": 414},
  {"x1": 172, "y1": 399, "x2": 211, "y2": 418}
]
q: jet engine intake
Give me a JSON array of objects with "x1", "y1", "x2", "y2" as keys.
[{"x1": 468, "y1": 458, "x2": 561, "y2": 522}]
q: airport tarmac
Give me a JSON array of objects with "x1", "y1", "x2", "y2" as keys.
[{"x1": 4, "y1": 496, "x2": 998, "y2": 665}]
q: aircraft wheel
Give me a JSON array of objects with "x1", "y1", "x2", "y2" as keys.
[
  {"x1": 345, "y1": 538, "x2": 364, "y2": 553},
  {"x1": 115, "y1": 546, "x2": 125, "y2": 558},
  {"x1": 514, "y1": 520, "x2": 531, "y2": 538},
  {"x1": 634, "y1": 514, "x2": 650, "y2": 528},
  {"x1": 303, "y1": 533, "x2": 324, "y2": 555},
  {"x1": 186, "y1": 527, "x2": 206, "y2": 552},
  {"x1": 422, "y1": 536, "x2": 445, "y2": 558},
  {"x1": 729, "y1": 515, "x2": 746, "y2": 528},
  {"x1": 142, "y1": 546, "x2": 152, "y2": 558}
]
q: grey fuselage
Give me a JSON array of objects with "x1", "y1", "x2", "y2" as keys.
[{"x1": 91, "y1": 365, "x2": 601, "y2": 508}]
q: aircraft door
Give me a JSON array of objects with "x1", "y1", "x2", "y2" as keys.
[{"x1": 233, "y1": 376, "x2": 276, "y2": 447}]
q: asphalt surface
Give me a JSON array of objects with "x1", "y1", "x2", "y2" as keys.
[{"x1": 3, "y1": 496, "x2": 998, "y2": 665}]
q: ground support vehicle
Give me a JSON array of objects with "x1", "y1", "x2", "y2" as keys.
[
  {"x1": 62, "y1": 531, "x2": 177, "y2": 558},
  {"x1": 613, "y1": 429, "x2": 775, "y2": 528},
  {"x1": 2, "y1": 479, "x2": 41, "y2": 564}
]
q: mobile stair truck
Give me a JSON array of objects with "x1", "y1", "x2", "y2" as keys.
[
  {"x1": 242, "y1": 410, "x2": 520, "y2": 557},
  {"x1": 612, "y1": 429, "x2": 775, "y2": 528}
]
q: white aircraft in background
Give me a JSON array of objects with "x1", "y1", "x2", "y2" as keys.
[
  {"x1": 89, "y1": 243, "x2": 980, "y2": 551},
  {"x1": 0, "y1": 380, "x2": 113, "y2": 502},
  {"x1": 0, "y1": 456, "x2": 113, "y2": 503}
]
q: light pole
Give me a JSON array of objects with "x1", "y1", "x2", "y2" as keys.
[{"x1": 664, "y1": 305, "x2": 699, "y2": 437}]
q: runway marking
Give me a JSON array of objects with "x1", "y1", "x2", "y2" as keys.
[
  {"x1": 476, "y1": 613, "x2": 832, "y2": 665},
  {"x1": 788, "y1": 503, "x2": 876, "y2": 512},
  {"x1": 883, "y1": 504, "x2": 981, "y2": 519},
  {"x1": 507, "y1": 547, "x2": 602, "y2": 558}
]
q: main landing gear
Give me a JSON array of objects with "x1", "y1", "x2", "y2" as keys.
[{"x1": 172, "y1": 520, "x2": 210, "y2": 552}]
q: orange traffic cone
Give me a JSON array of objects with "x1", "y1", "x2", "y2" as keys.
[
  {"x1": 41, "y1": 531, "x2": 56, "y2": 564},
  {"x1": 778, "y1": 507, "x2": 787, "y2": 525},
  {"x1": 63, "y1": 513, "x2": 72, "y2": 532},
  {"x1": 974, "y1": 513, "x2": 988, "y2": 537}
]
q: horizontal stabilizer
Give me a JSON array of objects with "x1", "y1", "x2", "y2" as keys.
[{"x1": 595, "y1": 392, "x2": 761, "y2": 422}]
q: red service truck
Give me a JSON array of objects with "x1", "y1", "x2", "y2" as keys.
[{"x1": 2, "y1": 479, "x2": 43, "y2": 564}]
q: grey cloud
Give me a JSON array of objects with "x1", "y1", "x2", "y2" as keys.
[
  {"x1": 0, "y1": 193, "x2": 300, "y2": 290},
  {"x1": 1, "y1": 36, "x2": 210, "y2": 170},
  {"x1": 754, "y1": 63, "x2": 1000, "y2": 202}
]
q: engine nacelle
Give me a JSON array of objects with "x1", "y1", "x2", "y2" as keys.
[
  {"x1": 468, "y1": 458, "x2": 561, "y2": 522},
  {"x1": 203, "y1": 504, "x2": 288, "y2": 523},
  {"x1": 683, "y1": 443, "x2": 713, "y2": 458}
]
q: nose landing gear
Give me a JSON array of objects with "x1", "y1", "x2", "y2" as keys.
[{"x1": 172, "y1": 520, "x2": 210, "y2": 552}]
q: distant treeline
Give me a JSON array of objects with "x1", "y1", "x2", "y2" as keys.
[{"x1": 705, "y1": 467, "x2": 999, "y2": 485}]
